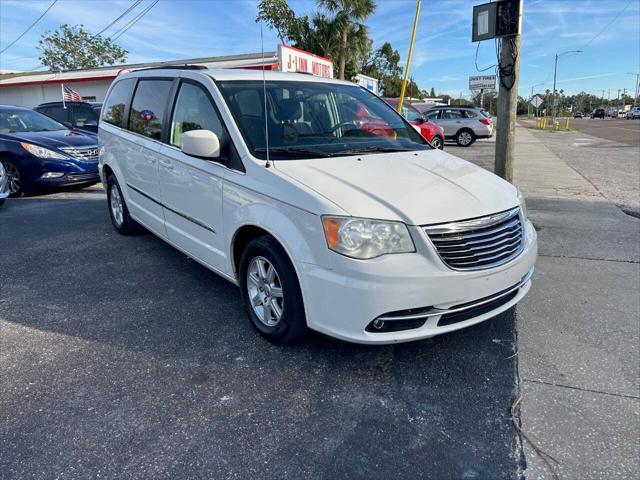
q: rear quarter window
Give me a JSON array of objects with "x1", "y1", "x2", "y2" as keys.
[
  {"x1": 128, "y1": 79, "x2": 173, "y2": 140},
  {"x1": 102, "y1": 78, "x2": 135, "y2": 127}
]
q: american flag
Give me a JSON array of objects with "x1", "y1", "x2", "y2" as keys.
[{"x1": 62, "y1": 84, "x2": 81, "y2": 102}]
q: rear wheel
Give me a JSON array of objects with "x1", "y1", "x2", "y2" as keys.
[
  {"x1": 456, "y1": 129, "x2": 475, "y2": 147},
  {"x1": 106, "y1": 175, "x2": 142, "y2": 235},
  {"x1": 430, "y1": 136, "x2": 444, "y2": 150},
  {"x1": 239, "y1": 235, "x2": 307, "y2": 344}
]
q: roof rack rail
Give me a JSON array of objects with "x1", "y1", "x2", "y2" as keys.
[{"x1": 135, "y1": 65, "x2": 208, "y2": 72}]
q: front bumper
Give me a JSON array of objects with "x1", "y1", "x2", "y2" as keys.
[
  {"x1": 34, "y1": 171, "x2": 100, "y2": 187},
  {"x1": 299, "y1": 220, "x2": 537, "y2": 344}
]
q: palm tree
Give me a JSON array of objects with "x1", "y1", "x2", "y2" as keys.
[{"x1": 320, "y1": 0, "x2": 375, "y2": 80}]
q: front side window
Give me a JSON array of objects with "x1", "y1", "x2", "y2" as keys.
[
  {"x1": 129, "y1": 79, "x2": 173, "y2": 140},
  {"x1": 0, "y1": 109, "x2": 66, "y2": 133},
  {"x1": 425, "y1": 110, "x2": 440, "y2": 120},
  {"x1": 102, "y1": 78, "x2": 135, "y2": 127},
  {"x1": 170, "y1": 82, "x2": 227, "y2": 150},
  {"x1": 217, "y1": 81, "x2": 429, "y2": 160}
]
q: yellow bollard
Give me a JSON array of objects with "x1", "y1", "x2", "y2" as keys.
[
  {"x1": 564, "y1": 118, "x2": 570, "y2": 130},
  {"x1": 553, "y1": 121, "x2": 559, "y2": 131}
]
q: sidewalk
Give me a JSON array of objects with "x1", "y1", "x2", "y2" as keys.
[{"x1": 511, "y1": 127, "x2": 640, "y2": 479}]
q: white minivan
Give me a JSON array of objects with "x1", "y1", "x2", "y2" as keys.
[{"x1": 98, "y1": 67, "x2": 537, "y2": 344}]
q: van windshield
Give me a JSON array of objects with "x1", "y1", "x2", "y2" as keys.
[{"x1": 217, "y1": 80, "x2": 430, "y2": 160}]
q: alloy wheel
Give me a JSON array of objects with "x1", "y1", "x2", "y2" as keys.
[
  {"x1": 247, "y1": 256, "x2": 284, "y2": 327},
  {"x1": 458, "y1": 131, "x2": 473, "y2": 146},
  {"x1": 3, "y1": 162, "x2": 21, "y2": 194},
  {"x1": 431, "y1": 137, "x2": 443, "y2": 149},
  {"x1": 109, "y1": 184, "x2": 124, "y2": 227}
]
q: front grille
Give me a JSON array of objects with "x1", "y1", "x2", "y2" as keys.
[
  {"x1": 423, "y1": 207, "x2": 524, "y2": 270},
  {"x1": 59, "y1": 146, "x2": 99, "y2": 162}
]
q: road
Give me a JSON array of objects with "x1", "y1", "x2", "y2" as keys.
[
  {"x1": 563, "y1": 117, "x2": 639, "y2": 147},
  {"x1": 0, "y1": 192, "x2": 524, "y2": 480}
]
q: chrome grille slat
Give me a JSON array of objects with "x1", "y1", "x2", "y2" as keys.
[
  {"x1": 59, "y1": 146, "x2": 99, "y2": 162},
  {"x1": 423, "y1": 207, "x2": 525, "y2": 271},
  {"x1": 440, "y1": 238, "x2": 522, "y2": 260},
  {"x1": 428, "y1": 218, "x2": 521, "y2": 242}
]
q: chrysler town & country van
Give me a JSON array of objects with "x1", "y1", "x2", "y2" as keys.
[{"x1": 98, "y1": 67, "x2": 537, "y2": 344}]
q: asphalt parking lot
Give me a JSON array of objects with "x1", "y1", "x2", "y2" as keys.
[
  {"x1": 560, "y1": 116, "x2": 639, "y2": 147},
  {"x1": 1, "y1": 193, "x2": 524, "y2": 479}
]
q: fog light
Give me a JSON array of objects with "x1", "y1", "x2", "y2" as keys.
[
  {"x1": 41, "y1": 172, "x2": 64, "y2": 179},
  {"x1": 372, "y1": 319, "x2": 385, "y2": 330}
]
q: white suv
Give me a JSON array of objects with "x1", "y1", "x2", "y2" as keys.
[{"x1": 98, "y1": 67, "x2": 537, "y2": 344}]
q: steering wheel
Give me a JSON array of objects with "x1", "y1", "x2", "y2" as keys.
[{"x1": 326, "y1": 121, "x2": 359, "y2": 134}]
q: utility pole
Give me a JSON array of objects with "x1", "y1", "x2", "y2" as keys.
[
  {"x1": 551, "y1": 50, "x2": 582, "y2": 122},
  {"x1": 627, "y1": 72, "x2": 640, "y2": 105},
  {"x1": 495, "y1": 0, "x2": 523, "y2": 182}
]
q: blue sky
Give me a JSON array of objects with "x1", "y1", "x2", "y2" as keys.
[{"x1": 1, "y1": 0, "x2": 638, "y2": 98}]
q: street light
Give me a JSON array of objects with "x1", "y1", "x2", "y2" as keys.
[
  {"x1": 627, "y1": 72, "x2": 640, "y2": 105},
  {"x1": 552, "y1": 50, "x2": 583, "y2": 122}
]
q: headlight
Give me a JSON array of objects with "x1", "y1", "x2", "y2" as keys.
[
  {"x1": 517, "y1": 188, "x2": 527, "y2": 220},
  {"x1": 20, "y1": 142, "x2": 68, "y2": 160},
  {"x1": 322, "y1": 216, "x2": 415, "y2": 259}
]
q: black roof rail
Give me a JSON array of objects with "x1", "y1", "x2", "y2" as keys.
[{"x1": 135, "y1": 64, "x2": 208, "y2": 72}]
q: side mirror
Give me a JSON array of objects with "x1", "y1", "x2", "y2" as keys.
[
  {"x1": 416, "y1": 116, "x2": 426, "y2": 124},
  {"x1": 181, "y1": 130, "x2": 220, "y2": 159}
]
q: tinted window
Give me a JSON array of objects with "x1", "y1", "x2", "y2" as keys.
[
  {"x1": 40, "y1": 105, "x2": 68, "y2": 123},
  {"x1": 463, "y1": 110, "x2": 478, "y2": 118},
  {"x1": 170, "y1": 82, "x2": 227, "y2": 148},
  {"x1": 103, "y1": 79, "x2": 135, "y2": 127},
  {"x1": 129, "y1": 79, "x2": 173, "y2": 140},
  {"x1": 72, "y1": 105, "x2": 99, "y2": 126}
]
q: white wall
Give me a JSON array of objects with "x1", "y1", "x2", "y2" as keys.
[{"x1": 0, "y1": 80, "x2": 113, "y2": 107}]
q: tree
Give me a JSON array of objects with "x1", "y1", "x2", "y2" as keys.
[
  {"x1": 429, "y1": 87, "x2": 436, "y2": 98},
  {"x1": 319, "y1": 0, "x2": 375, "y2": 80},
  {"x1": 37, "y1": 24, "x2": 127, "y2": 71},
  {"x1": 256, "y1": 0, "x2": 300, "y2": 44},
  {"x1": 361, "y1": 42, "x2": 403, "y2": 96}
]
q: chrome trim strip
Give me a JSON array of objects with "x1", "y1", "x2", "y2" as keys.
[
  {"x1": 377, "y1": 267, "x2": 534, "y2": 322},
  {"x1": 427, "y1": 217, "x2": 521, "y2": 242},
  {"x1": 126, "y1": 183, "x2": 216, "y2": 234},
  {"x1": 423, "y1": 207, "x2": 520, "y2": 235}
]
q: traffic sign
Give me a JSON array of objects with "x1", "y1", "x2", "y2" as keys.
[{"x1": 531, "y1": 95, "x2": 543, "y2": 108}]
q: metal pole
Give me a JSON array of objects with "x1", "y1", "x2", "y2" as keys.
[
  {"x1": 495, "y1": 0, "x2": 523, "y2": 182},
  {"x1": 397, "y1": 0, "x2": 421, "y2": 114},
  {"x1": 551, "y1": 53, "x2": 558, "y2": 122},
  {"x1": 480, "y1": 89, "x2": 484, "y2": 109}
]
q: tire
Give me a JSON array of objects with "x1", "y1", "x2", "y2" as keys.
[
  {"x1": 106, "y1": 174, "x2": 142, "y2": 235},
  {"x1": 430, "y1": 136, "x2": 444, "y2": 150},
  {"x1": 1, "y1": 159, "x2": 31, "y2": 197},
  {"x1": 455, "y1": 129, "x2": 475, "y2": 147},
  {"x1": 239, "y1": 235, "x2": 307, "y2": 344}
]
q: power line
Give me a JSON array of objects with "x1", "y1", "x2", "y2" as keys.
[
  {"x1": 93, "y1": 0, "x2": 145, "y2": 39},
  {"x1": 0, "y1": 0, "x2": 58, "y2": 54},
  {"x1": 111, "y1": 0, "x2": 160, "y2": 41},
  {"x1": 575, "y1": 0, "x2": 633, "y2": 52}
]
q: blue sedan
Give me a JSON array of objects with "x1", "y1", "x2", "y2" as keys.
[{"x1": 0, "y1": 105, "x2": 101, "y2": 197}]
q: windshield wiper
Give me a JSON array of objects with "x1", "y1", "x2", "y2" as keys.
[
  {"x1": 337, "y1": 146, "x2": 415, "y2": 155},
  {"x1": 254, "y1": 146, "x2": 334, "y2": 158}
]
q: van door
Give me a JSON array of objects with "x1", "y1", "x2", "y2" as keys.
[
  {"x1": 120, "y1": 78, "x2": 174, "y2": 237},
  {"x1": 157, "y1": 80, "x2": 233, "y2": 273}
]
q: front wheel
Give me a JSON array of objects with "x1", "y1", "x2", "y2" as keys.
[
  {"x1": 239, "y1": 236, "x2": 307, "y2": 344},
  {"x1": 456, "y1": 129, "x2": 475, "y2": 147},
  {"x1": 1, "y1": 160, "x2": 30, "y2": 197},
  {"x1": 106, "y1": 175, "x2": 142, "y2": 235},
  {"x1": 430, "y1": 136, "x2": 444, "y2": 150}
]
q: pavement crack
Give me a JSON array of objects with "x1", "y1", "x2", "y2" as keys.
[
  {"x1": 538, "y1": 254, "x2": 639, "y2": 264},
  {"x1": 522, "y1": 378, "x2": 640, "y2": 400}
]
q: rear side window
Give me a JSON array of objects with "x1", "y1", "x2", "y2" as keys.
[
  {"x1": 463, "y1": 110, "x2": 478, "y2": 118},
  {"x1": 72, "y1": 105, "x2": 99, "y2": 126},
  {"x1": 129, "y1": 79, "x2": 173, "y2": 140},
  {"x1": 102, "y1": 79, "x2": 135, "y2": 127}
]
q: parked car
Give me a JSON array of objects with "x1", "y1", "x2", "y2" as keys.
[
  {"x1": 99, "y1": 68, "x2": 537, "y2": 345},
  {"x1": 0, "y1": 161, "x2": 9, "y2": 206},
  {"x1": 590, "y1": 108, "x2": 605, "y2": 119},
  {"x1": 423, "y1": 106, "x2": 494, "y2": 147},
  {"x1": 35, "y1": 101, "x2": 100, "y2": 133},
  {"x1": 382, "y1": 98, "x2": 445, "y2": 149},
  {"x1": 626, "y1": 106, "x2": 640, "y2": 119},
  {"x1": 0, "y1": 105, "x2": 100, "y2": 196},
  {"x1": 573, "y1": 112, "x2": 584, "y2": 118}
]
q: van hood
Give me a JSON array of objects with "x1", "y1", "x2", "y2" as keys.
[{"x1": 274, "y1": 149, "x2": 519, "y2": 225}]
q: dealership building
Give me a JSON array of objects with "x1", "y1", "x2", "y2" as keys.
[{"x1": 0, "y1": 46, "x2": 335, "y2": 108}]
